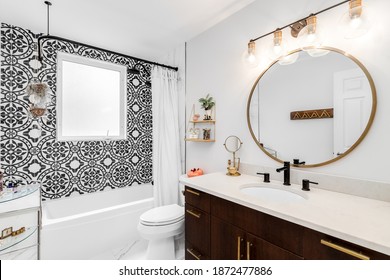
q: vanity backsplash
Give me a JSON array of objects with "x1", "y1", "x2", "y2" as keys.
[{"x1": 240, "y1": 163, "x2": 390, "y2": 203}]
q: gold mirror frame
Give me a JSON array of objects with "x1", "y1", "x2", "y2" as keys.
[
  {"x1": 224, "y1": 135, "x2": 243, "y2": 153},
  {"x1": 246, "y1": 46, "x2": 377, "y2": 168}
]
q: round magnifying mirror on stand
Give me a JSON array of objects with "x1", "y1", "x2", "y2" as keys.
[{"x1": 224, "y1": 136, "x2": 243, "y2": 176}]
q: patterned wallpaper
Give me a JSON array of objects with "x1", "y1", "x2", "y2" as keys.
[{"x1": 0, "y1": 23, "x2": 153, "y2": 200}]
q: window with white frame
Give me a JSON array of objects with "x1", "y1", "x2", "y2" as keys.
[{"x1": 56, "y1": 52, "x2": 127, "y2": 141}]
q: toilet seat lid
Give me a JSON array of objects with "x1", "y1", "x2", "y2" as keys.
[{"x1": 140, "y1": 204, "x2": 184, "y2": 226}]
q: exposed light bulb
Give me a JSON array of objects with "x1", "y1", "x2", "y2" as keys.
[
  {"x1": 306, "y1": 33, "x2": 318, "y2": 45},
  {"x1": 340, "y1": 0, "x2": 370, "y2": 39},
  {"x1": 350, "y1": 17, "x2": 362, "y2": 29},
  {"x1": 297, "y1": 15, "x2": 328, "y2": 57},
  {"x1": 273, "y1": 45, "x2": 282, "y2": 55},
  {"x1": 268, "y1": 29, "x2": 287, "y2": 60},
  {"x1": 243, "y1": 41, "x2": 259, "y2": 67}
]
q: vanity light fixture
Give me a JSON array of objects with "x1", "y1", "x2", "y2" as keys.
[{"x1": 244, "y1": 0, "x2": 370, "y2": 66}]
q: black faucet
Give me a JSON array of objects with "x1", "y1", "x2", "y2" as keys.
[
  {"x1": 293, "y1": 159, "x2": 305, "y2": 165},
  {"x1": 302, "y1": 179, "x2": 318, "y2": 191},
  {"x1": 276, "y1": 161, "x2": 290, "y2": 186},
  {"x1": 256, "y1": 172, "x2": 270, "y2": 183}
]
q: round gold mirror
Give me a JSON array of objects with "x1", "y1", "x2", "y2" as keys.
[
  {"x1": 247, "y1": 47, "x2": 376, "y2": 167},
  {"x1": 224, "y1": 135, "x2": 243, "y2": 153}
]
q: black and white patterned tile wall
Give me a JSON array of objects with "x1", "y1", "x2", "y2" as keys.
[{"x1": 0, "y1": 23, "x2": 153, "y2": 200}]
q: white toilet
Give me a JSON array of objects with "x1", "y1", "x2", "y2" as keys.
[{"x1": 137, "y1": 203, "x2": 184, "y2": 259}]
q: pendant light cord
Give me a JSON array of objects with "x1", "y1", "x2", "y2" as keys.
[{"x1": 44, "y1": 1, "x2": 51, "y2": 35}]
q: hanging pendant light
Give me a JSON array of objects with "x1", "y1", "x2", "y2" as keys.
[
  {"x1": 26, "y1": 54, "x2": 51, "y2": 119},
  {"x1": 26, "y1": 1, "x2": 52, "y2": 119},
  {"x1": 340, "y1": 0, "x2": 371, "y2": 39}
]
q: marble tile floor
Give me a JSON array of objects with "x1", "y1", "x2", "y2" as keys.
[{"x1": 90, "y1": 239, "x2": 185, "y2": 260}]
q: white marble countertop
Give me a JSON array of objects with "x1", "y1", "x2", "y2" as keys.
[{"x1": 180, "y1": 172, "x2": 390, "y2": 255}]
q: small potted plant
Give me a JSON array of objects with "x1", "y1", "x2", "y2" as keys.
[{"x1": 198, "y1": 94, "x2": 215, "y2": 120}]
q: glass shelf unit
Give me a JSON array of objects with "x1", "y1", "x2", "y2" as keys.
[{"x1": 0, "y1": 184, "x2": 39, "y2": 204}]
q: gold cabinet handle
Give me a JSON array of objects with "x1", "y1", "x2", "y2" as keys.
[
  {"x1": 186, "y1": 189, "x2": 200, "y2": 196},
  {"x1": 320, "y1": 239, "x2": 370, "y2": 260},
  {"x1": 237, "y1": 236, "x2": 243, "y2": 260},
  {"x1": 186, "y1": 209, "x2": 201, "y2": 219},
  {"x1": 246, "y1": 241, "x2": 253, "y2": 260},
  {"x1": 186, "y1": 248, "x2": 201, "y2": 260}
]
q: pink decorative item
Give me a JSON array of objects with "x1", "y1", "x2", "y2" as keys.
[
  {"x1": 187, "y1": 168, "x2": 204, "y2": 177},
  {"x1": 192, "y1": 113, "x2": 200, "y2": 121}
]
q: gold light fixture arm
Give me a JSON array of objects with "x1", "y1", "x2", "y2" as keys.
[{"x1": 249, "y1": 0, "x2": 351, "y2": 42}]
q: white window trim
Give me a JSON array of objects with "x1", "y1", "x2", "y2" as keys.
[{"x1": 56, "y1": 52, "x2": 127, "y2": 141}]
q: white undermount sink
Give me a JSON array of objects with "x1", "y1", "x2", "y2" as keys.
[{"x1": 240, "y1": 183, "x2": 307, "y2": 203}]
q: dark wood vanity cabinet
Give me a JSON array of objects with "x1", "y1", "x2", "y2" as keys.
[
  {"x1": 184, "y1": 186, "x2": 390, "y2": 260},
  {"x1": 303, "y1": 228, "x2": 390, "y2": 260},
  {"x1": 210, "y1": 195, "x2": 303, "y2": 260},
  {"x1": 210, "y1": 216, "x2": 302, "y2": 260},
  {"x1": 185, "y1": 187, "x2": 211, "y2": 260}
]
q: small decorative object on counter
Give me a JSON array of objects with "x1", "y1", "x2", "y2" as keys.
[
  {"x1": 198, "y1": 94, "x2": 215, "y2": 120},
  {"x1": 187, "y1": 168, "x2": 204, "y2": 177},
  {"x1": 203, "y1": 128, "x2": 211, "y2": 140},
  {"x1": 224, "y1": 136, "x2": 243, "y2": 176}
]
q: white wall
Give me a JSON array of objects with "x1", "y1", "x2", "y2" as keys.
[{"x1": 186, "y1": 0, "x2": 390, "y2": 183}]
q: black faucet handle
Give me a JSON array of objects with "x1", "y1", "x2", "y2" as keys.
[
  {"x1": 256, "y1": 172, "x2": 270, "y2": 183},
  {"x1": 302, "y1": 179, "x2": 318, "y2": 191},
  {"x1": 293, "y1": 159, "x2": 305, "y2": 165}
]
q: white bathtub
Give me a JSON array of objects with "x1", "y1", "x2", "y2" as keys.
[{"x1": 40, "y1": 184, "x2": 154, "y2": 260}]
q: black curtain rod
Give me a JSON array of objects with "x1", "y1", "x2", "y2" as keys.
[
  {"x1": 37, "y1": 35, "x2": 179, "y2": 72},
  {"x1": 250, "y1": 0, "x2": 350, "y2": 42}
]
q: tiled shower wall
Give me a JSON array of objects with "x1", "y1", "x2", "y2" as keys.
[{"x1": 0, "y1": 23, "x2": 153, "y2": 200}]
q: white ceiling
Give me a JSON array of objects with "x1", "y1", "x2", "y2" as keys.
[
  {"x1": 0, "y1": 0, "x2": 255, "y2": 62},
  {"x1": 0, "y1": 0, "x2": 349, "y2": 64}
]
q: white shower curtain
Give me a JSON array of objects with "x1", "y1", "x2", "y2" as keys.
[{"x1": 151, "y1": 66, "x2": 181, "y2": 207}]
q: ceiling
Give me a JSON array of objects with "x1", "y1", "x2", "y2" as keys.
[
  {"x1": 0, "y1": 0, "x2": 349, "y2": 64},
  {"x1": 0, "y1": 0, "x2": 255, "y2": 62}
]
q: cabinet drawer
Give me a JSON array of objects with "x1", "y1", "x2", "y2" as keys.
[
  {"x1": 185, "y1": 241, "x2": 209, "y2": 260},
  {"x1": 247, "y1": 233, "x2": 303, "y2": 260},
  {"x1": 303, "y1": 228, "x2": 390, "y2": 260},
  {"x1": 211, "y1": 195, "x2": 303, "y2": 256},
  {"x1": 185, "y1": 204, "x2": 210, "y2": 258},
  {"x1": 185, "y1": 186, "x2": 210, "y2": 212}
]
